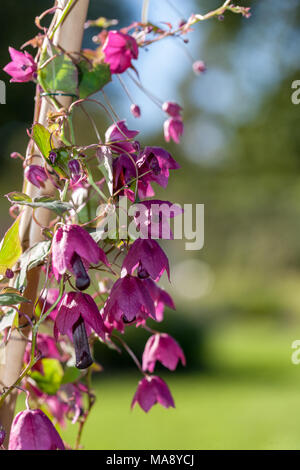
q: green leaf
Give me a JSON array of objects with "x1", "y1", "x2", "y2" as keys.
[
  {"x1": 6, "y1": 193, "x2": 72, "y2": 216},
  {"x1": 0, "y1": 218, "x2": 22, "y2": 275},
  {"x1": 0, "y1": 293, "x2": 30, "y2": 306},
  {"x1": 38, "y1": 47, "x2": 78, "y2": 95},
  {"x1": 32, "y1": 123, "x2": 52, "y2": 160},
  {"x1": 31, "y1": 359, "x2": 64, "y2": 395},
  {"x1": 17, "y1": 241, "x2": 51, "y2": 290},
  {"x1": 78, "y1": 61, "x2": 111, "y2": 99},
  {"x1": 6, "y1": 192, "x2": 31, "y2": 203},
  {"x1": 61, "y1": 366, "x2": 81, "y2": 385}
]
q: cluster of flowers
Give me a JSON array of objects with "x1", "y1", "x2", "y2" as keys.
[{"x1": 1, "y1": 1, "x2": 250, "y2": 450}]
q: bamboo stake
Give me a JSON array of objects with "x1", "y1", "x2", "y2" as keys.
[{"x1": 0, "y1": 0, "x2": 89, "y2": 446}]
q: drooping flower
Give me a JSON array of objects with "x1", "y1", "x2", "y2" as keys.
[
  {"x1": 113, "y1": 153, "x2": 136, "y2": 201},
  {"x1": 52, "y1": 224, "x2": 109, "y2": 290},
  {"x1": 133, "y1": 199, "x2": 183, "y2": 239},
  {"x1": 143, "y1": 279, "x2": 175, "y2": 322},
  {"x1": 23, "y1": 333, "x2": 61, "y2": 374},
  {"x1": 130, "y1": 104, "x2": 141, "y2": 118},
  {"x1": 103, "y1": 30, "x2": 139, "y2": 74},
  {"x1": 24, "y1": 165, "x2": 48, "y2": 188},
  {"x1": 47, "y1": 383, "x2": 87, "y2": 427},
  {"x1": 163, "y1": 117, "x2": 184, "y2": 144},
  {"x1": 105, "y1": 120, "x2": 139, "y2": 154},
  {"x1": 131, "y1": 376, "x2": 175, "y2": 412},
  {"x1": 3, "y1": 47, "x2": 37, "y2": 83},
  {"x1": 162, "y1": 101, "x2": 182, "y2": 118},
  {"x1": 68, "y1": 159, "x2": 81, "y2": 184},
  {"x1": 8, "y1": 409, "x2": 65, "y2": 450},
  {"x1": 142, "y1": 334, "x2": 186, "y2": 372},
  {"x1": 54, "y1": 291, "x2": 106, "y2": 369},
  {"x1": 136, "y1": 146, "x2": 180, "y2": 191},
  {"x1": 192, "y1": 60, "x2": 206, "y2": 75},
  {"x1": 121, "y1": 238, "x2": 170, "y2": 281},
  {"x1": 103, "y1": 275, "x2": 156, "y2": 326}
]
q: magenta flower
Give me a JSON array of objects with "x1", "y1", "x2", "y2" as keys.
[
  {"x1": 137, "y1": 146, "x2": 180, "y2": 190},
  {"x1": 24, "y1": 165, "x2": 48, "y2": 188},
  {"x1": 121, "y1": 239, "x2": 170, "y2": 281},
  {"x1": 103, "y1": 30, "x2": 138, "y2": 74},
  {"x1": 162, "y1": 101, "x2": 182, "y2": 118},
  {"x1": 131, "y1": 376, "x2": 175, "y2": 412},
  {"x1": 52, "y1": 224, "x2": 109, "y2": 290},
  {"x1": 130, "y1": 104, "x2": 141, "y2": 118},
  {"x1": 133, "y1": 199, "x2": 183, "y2": 239},
  {"x1": 143, "y1": 279, "x2": 175, "y2": 322},
  {"x1": 24, "y1": 333, "x2": 61, "y2": 374},
  {"x1": 47, "y1": 383, "x2": 86, "y2": 427},
  {"x1": 3, "y1": 47, "x2": 37, "y2": 83},
  {"x1": 164, "y1": 117, "x2": 184, "y2": 144},
  {"x1": 105, "y1": 120, "x2": 139, "y2": 154},
  {"x1": 8, "y1": 409, "x2": 64, "y2": 450},
  {"x1": 113, "y1": 153, "x2": 136, "y2": 201},
  {"x1": 142, "y1": 333, "x2": 186, "y2": 372},
  {"x1": 193, "y1": 60, "x2": 206, "y2": 75},
  {"x1": 55, "y1": 291, "x2": 106, "y2": 369},
  {"x1": 103, "y1": 275, "x2": 155, "y2": 325}
]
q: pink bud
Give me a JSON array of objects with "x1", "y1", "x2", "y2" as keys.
[
  {"x1": 162, "y1": 101, "x2": 182, "y2": 118},
  {"x1": 130, "y1": 104, "x2": 141, "y2": 118},
  {"x1": 193, "y1": 60, "x2": 206, "y2": 75},
  {"x1": 5, "y1": 268, "x2": 14, "y2": 279}
]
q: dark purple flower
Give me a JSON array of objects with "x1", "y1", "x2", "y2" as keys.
[
  {"x1": 55, "y1": 291, "x2": 106, "y2": 369},
  {"x1": 121, "y1": 238, "x2": 170, "y2": 281},
  {"x1": 105, "y1": 120, "x2": 139, "y2": 154},
  {"x1": 137, "y1": 146, "x2": 180, "y2": 191},
  {"x1": 163, "y1": 117, "x2": 184, "y2": 144},
  {"x1": 142, "y1": 333, "x2": 186, "y2": 372},
  {"x1": 52, "y1": 224, "x2": 109, "y2": 290},
  {"x1": 113, "y1": 153, "x2": 137, "y2": 201},
  {"x1": 24, "y1": 165, "x2": 48, "y2": 188},
  {"x1": 49, "y1": 151, "x2": 57, "y2": 165},
  {"x1": 5, "y1": 268, "x2": 14, "y2": 279},
  {"x1": 8, "y1": 409, "x2": 65, "y2": 450},
  {"x1": 68, "y1": 159, "x2": 81, "y2": 178},
  {"x1": 143, "y1": 279, "x2": 175, "y2": 322},
  {"x1": 131, "y1": 376, "x2": 175, "y2": 412},
  {"x1": 3, "y1": 47, "x2": 37, "y2": 83},
  {"x1": 103, "y1": 275, "x2": 156, "y2": 325},
  {"x1": 103, "y1": 30, "x2": 139, "y2": 74}
]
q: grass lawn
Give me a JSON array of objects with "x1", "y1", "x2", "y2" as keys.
[{"x1": 54, "y1": 319, "x2": 300, "y2": 450}]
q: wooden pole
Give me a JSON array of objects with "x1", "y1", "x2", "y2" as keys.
[{"x1": 0, "y1": 0, "x2": 89, "y2": 447}]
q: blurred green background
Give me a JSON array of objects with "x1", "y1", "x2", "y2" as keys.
[{"x1": 4, "y1": 0, "x2": 300, "y2": 449}]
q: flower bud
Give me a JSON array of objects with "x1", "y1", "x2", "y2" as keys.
[
  {"x1": 5, "y1": 268, "x2": 14, "y2": 279},
  {"x1": 130, "y1": 104, "x2": 141, "y2": 118},
  {"x1": 193, "y1": 60, "x2": 206, "y2": 75},
  {"x1": 48, "y1": 151, "x2": 57, "y2": 165},
  {"x1": 162, "y1": 101, "x2": 182, "y2": 118},
  {"x1": 68, "y1": 159, "x2": 81, "y2": 177}
]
